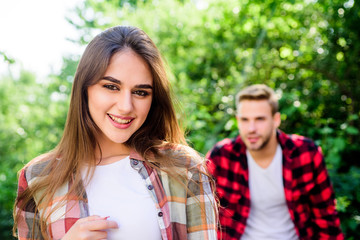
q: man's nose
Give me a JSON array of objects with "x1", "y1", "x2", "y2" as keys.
[{"x1": 248, "y1": 121, "x2": 256, "y2": 132}]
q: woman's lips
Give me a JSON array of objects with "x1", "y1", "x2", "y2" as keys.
[
  {"x1": 108, "y1": 113, "x2": 132, "y2": 124},
  {"x1": 107, "y1": 113, "x2": 134, "y2": 129}
]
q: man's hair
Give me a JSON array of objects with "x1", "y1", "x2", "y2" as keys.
[{"x1": 235, "y1": 84, "x2": 279, "y2": 115}]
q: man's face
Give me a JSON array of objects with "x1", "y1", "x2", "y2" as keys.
[{"x1": 236, "y1": 99, "x2": 280, "y2": 151}]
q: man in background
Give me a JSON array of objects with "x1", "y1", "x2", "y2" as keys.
[{"x1": 206, "y1": 84, "x2": 343, "y2": 239}]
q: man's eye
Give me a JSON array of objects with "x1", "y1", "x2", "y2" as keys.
[
  {"x1": 103, "y1": 84, "x2": 119, "y2": 91},
  {"x1": 133, "y1": 90, "x2": 149, "y2": 97}
]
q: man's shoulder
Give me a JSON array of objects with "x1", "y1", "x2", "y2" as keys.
[
  {"x1": 278, "y1": 130, "x2": 323, "y2": 167},
  {"x1": 211, "y1": 135, "x2": 243, "y2": 152},
  {"x1": 206, "y1": 135, "x2": 245, "y2": 162},
  {"x1": 279, "y1": 130, "x2": 318, "y2": 150}
]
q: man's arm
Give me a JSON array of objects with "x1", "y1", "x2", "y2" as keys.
[{"x1": 310, "y1": 146, "x2": 344, "y2": 239}]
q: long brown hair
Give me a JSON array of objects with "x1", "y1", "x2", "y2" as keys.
[{"x1": 13, "y1": 26, "x2": 216, "y2": 238}]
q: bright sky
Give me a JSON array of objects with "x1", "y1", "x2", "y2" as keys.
[{"x1": 0, "y1": 0, "x2": 84, "y2": 79}]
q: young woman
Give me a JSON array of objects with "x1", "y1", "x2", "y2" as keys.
[{"x1": 13, "y1": 26, "x2": 217, "y2": 240}]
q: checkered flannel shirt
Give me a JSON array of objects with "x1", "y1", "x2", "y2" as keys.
[
  {"x1": 206, "y1": 130, "x2": 343, "y2": 240},
  {"x1": 15, "y1": 146, "x2": 217, "y2": 240}
]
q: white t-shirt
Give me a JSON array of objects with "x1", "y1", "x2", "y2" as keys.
[
  {"x1": 242, "y1": 145, "x2": 298, "y2": 240},
  {"x1": 82, "y1": 156, "x2": 161, "y2": 240}
]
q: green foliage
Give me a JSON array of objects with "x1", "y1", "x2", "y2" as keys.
[
  {"x1": 1, "y1": 0, "x2": 359, "y2": 238},
  {"x1": 0, "y1": 66, "x2": 73, "y2": 238}
]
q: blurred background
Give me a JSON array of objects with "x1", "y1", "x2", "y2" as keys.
[{"x1": 0, "y1": 0, "x2": 359, "y2": 239}]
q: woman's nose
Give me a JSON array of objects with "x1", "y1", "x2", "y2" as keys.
[{"x1": 116, "y1": 91, "x2": 133, "y2": 113}]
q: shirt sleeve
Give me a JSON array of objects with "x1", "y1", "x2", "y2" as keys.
[
  {"x1": 205, "y1": 146, "x2": 219, "y2": 177},
  {"x1": 309, "y1": 146, "x2": 344, "y2": 239},
  {"x1": 186, "y1": 164, "x2": 218, "y2": 240},
  {"x1": 15, "y1": 168, "x2": 43, "y2": 240}
]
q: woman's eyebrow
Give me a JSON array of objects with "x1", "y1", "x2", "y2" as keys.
[
  {"x1": 102, "y1": 76, "x2": 153, "y2": 89},
  {"x1": 136, "y1": 84, "x2": 153, "y2": 89},
  {"x1": 103, "y1": 76, "x2": 121, "y2": 84}
]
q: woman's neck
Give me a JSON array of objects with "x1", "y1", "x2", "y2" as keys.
[{"x1": 94, "y1": 135, "x2": 131, "y2": 165}]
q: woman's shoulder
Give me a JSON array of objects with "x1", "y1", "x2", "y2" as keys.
[
  {"x1": 160, "y1": 143, "x2": 205, "y2": 169},
  {"x1": 21, "y1": 152, "x2": 54, "y2": 181}
]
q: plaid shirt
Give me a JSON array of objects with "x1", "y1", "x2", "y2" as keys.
[
  {"x1": 206, "y1": 130, "x2": 343, "y2": 240},
  {"x1": 15, "y1": 147, "x2": 217, "y2": 240}
]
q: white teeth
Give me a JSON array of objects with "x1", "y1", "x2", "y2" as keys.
[{"x1": 109, "y1": 114, "x2": 132, "y2": 124}]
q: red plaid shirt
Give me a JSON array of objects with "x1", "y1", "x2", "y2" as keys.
[{"x1": 206, "y1": 130, "x2": 343, "y2": 240}]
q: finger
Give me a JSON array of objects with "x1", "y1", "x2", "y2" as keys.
[
  {"x1": 87, "y1": 219, "x2": 119, "y2": 231},
  {"x1": 76, "y1": 215, "x2": 103, "y2": 223}
]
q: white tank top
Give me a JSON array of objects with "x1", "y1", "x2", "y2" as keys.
[
  {"x1": 82, "y1": 156, "x2": 161, "y2": 240},
  {"x1": 242, "y1": 145, "x2": 298, "y2": 240}
]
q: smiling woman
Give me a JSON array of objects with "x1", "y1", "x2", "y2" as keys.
[
  {"x1": 87, "y1": 49, "x2": 154, "y2": 155},
  {"x1": 13, "y1": 26, "x2": 218, "y2": 240}
]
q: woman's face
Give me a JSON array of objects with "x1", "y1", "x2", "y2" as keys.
[{"x1": 87, "y1": 49, "x2": 153, "y2": 148}]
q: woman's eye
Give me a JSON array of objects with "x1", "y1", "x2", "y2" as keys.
[
  {"x1": 133, "y1": 90, "x2": 149, "y2": 97},
  {"x1": 103, "y1": 84, "x2": 119, "y2": 91}
]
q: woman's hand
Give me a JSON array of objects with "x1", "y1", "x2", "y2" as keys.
[{"x1": 62, "y1": 215, "x2": 118, "y2": 240}]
